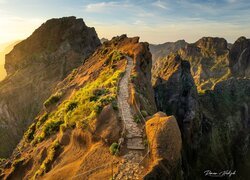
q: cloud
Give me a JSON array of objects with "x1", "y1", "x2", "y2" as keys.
[
  {"x1": 152, "y1": 0, "x2": 168, "y2": 10},
  {"x1": 84, "y1": 1, "x2": 130, "y2": 12},
  {"x1": 226, "y1": 0, "x2": 237, "y2": 3}
]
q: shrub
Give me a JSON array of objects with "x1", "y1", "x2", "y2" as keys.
[
  {"x1": 44, "y1": 92, "x2": 62, "y2": 108},
  {"x1": 134, "y1": 115, "x2": 141, "y2": 123},
  {"x1": 109, "y1": 143, "x2": 119, "y2": 155},
  {"x1": 11, "y1": 158, "x2": 25, "y2": 170},
  {"x1": 43, "y1": 119, "x2": 64, "y2": 137},
  {"x1": 130, "y1": 73, "x2": 138, "y2": 83},
  {"x1": 0, "y1": 158, "x2": 6, "y2": 163},
  {"x1": 141, "y1": 110, "x2": 148, "y2": 118},
  {"x1": 66, "y1": 101, "x2": 78, "y2": 112},
  {"x1": 24, "y1": 123, "x2": 36, "y2": 141},
  {"x1": 94, "y1": 104, "x2": 103, "y2": 114},
  {"x1": 112, "y1": 101, "x2": 118, "y2": 110},
  {"x1": 36, "y1": 113, "x2": 49, "y2": 129},
  {"x1": 60, "y1": 123, "x2": 67, "y2": 133}
]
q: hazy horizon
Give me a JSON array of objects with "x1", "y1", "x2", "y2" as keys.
[{"x1": 1, "y1": 0, "x2": 250, "y2": 44}]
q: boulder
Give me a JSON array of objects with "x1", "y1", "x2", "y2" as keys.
[{"x1": 144, "y1": 112, "x2": 182, "y2": 180}]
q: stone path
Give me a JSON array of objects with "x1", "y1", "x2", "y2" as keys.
[
  {"x1": 114, "y1": 56, "x2": 146, "y2": 179},
  {"x1": 117, "y1": 56, "x2": 145, "y2": 150}
]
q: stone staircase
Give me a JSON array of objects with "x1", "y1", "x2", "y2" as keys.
[
  {"x1": 115, "y1": 56, "x2": 146, "y2": 179},
  {"x1": 117, "y1": 56, "x2": 145, "y2": 151}
]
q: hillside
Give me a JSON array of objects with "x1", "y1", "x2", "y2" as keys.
[
  {"x1": 0, "y1": 16, "x2": 100, "y2": 158},
  {"x1": 1, "y1": 35, "x2": 158, "y2": 179}
]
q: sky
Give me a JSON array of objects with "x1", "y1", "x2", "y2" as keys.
[{"x1": 0, "y1": 0, "x2": 250, "y2": 44}]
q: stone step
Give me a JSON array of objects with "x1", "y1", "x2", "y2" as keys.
[
  {"x1": 127, "y1": 145, "x2": 145, "y2": 150},
  {"x1": 126, "y1": 134, "x2": 143, "y2": 138}
]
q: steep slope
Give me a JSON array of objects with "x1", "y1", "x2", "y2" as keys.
[
  {"x1": 1, "y1": 35, "x2": 157, "y2": 179},
  {"x1": 0, "y1": 16, "x2": 100, "y2": 158},
  {"x1": 195, "y1": 78, "x2": 250, "y2": 179},
  {"x1": 153, "y1": 54, "x2": 250, "y2": 179},
  {"x1": 229, "y1": 36, "x2": 250, "y2": 77},
  {"x1": 152, "y1": 37, "x2": 230, "y2": 91}
]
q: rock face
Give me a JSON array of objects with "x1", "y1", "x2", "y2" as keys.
[
  {"x1": 0, "y1": 16, "x2": 100, "y2": 157},
  {"x1": 153, "y1": 53, "x2": 250, "y2": 179},
  {"x1": 196, "y1": 78, "x2": 250, "y2": 179},
  {"x1": 145, "y1": 112, "x2": 182, "y2": 180},
  {"x1": 149, "y1": 40, "x2": 187, "y2": 65},
  {"x1": 154, "y1": 54, "x2": 200, "y2": 142},
  {"x1": 229, "y1": 36, "x2": 250, "y2": 77},
  {"x1": 152, "y1": 37, "x2": 230, "y2": 91},
  {"x1": 153, "y1": 55, "x2": 201, "y2": 178}
]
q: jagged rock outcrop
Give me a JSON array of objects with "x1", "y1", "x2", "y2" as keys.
[
  {"x1": 153, "y1": 54, "x2": 202, "y2": 179},
  {"x1": 154, "y1": 54, "x2": 200, "y2": 142},
  {"x1": 0, "y1": 16, "x2": 100, "y2": 158},
  {"x1": 149, "y1": 40, "x2": 187, "y2": 65},
  {"x1": 152, "y1": 37, "x2": 230, "y2": 91},
  {"x1": 145, "y1": 112, "x2": 182, "y2": 180},
  {"x1": 229, "y1": 36, "x2": 250, "y2": 77}
]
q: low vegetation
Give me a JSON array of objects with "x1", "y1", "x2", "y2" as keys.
[
  {"x1": 134, "y1": 115, "x2": 141, "y2": 123},
  {"x1": 36, "y1": 113, "x2": 49, "y2": 129},
  {"x1": 11, "y1": 158, "x2": 25, "y2": 172},
  {"x1": 24, "y1": 123, "x2": 36, "y2": 141},
  {"x1": 109, "y1": 142, "x2": 119, "y2": 155},
  {"x1": 141, "y1": 110, "x2": 148, "y2": 117},
  {"x1": 44, "y1": 92, "x2": 62, "y2": 108},
  {"x1": 34, "y1": 140, "x2": 61, "y2": 177},
  {"x1": 32, "y1": 55, "x2": 124, "y2": 144}
]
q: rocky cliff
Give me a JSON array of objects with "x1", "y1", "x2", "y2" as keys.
[
  {"x1": 0, "y1": 16, "x2": 100, "y2": 158},
  {"x1": 153, "y1": 53, "x2": 250, "y2": 179},
  {"x1": 229, "y1": 36, "x2": 250, "y2": 77}
]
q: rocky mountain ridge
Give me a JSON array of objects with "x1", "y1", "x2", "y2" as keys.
[{"x1": 0, "y1": 16, "x2": 100, "y2": 158}]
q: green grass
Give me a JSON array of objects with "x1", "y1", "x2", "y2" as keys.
[
  {"x1": 134, "y1": 115, "x2": 141, "y2": 123},
  {"x1": 141, "y1": 110, "x2": 148, "y2": 117},
  {"x1": 36, "y1": 113, "x2": 49, "y2": 129},
  {"x1": 24, "y1": 123, "x2": 36, "y2": 141},
  {"x1": 109, "y1": 142, "x2": 119, "y2": 155},
  {"x1": 44, "y1": 92, "x2": 62, "y2": 108},
  {"x1": 105, "y1": 50, "x2": 123, "y2": 66},
  {"x1": 33, "y1": 67, "x2": 124, "y2": 144}
]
